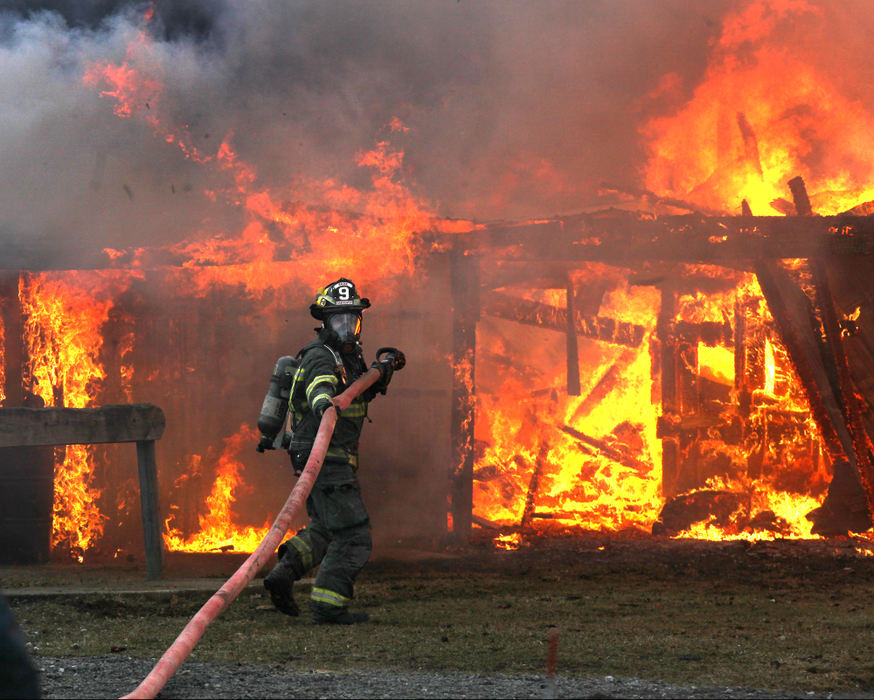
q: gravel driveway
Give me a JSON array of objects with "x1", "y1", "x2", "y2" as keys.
[{"x1": 34, "y1": 654, "x2": 867, "y2": 699}]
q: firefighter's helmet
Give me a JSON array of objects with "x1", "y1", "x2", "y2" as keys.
[{"x1": 309, "y1": 278, "x2": 371, "y2": 320}]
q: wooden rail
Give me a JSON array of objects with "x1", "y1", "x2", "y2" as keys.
[{"x1": 0, "y1": 403, "x2": 166, "y2": 579}]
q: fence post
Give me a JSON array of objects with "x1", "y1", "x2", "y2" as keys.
[{"x1": 136, "y1": 439, "x2": 163, "y2": 580}]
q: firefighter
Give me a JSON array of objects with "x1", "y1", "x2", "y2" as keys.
[{"x1": 262, "y1": 278, "x2": 404, "y2": 624}]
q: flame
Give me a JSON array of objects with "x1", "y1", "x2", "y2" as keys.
[
  {"x1": 84, "y1": 29, "x2": 470, "y2": 300},
  {"x1": 472, "y1": 279, "x2": 663, "y2": 533},
  {"x1": 494, "y1": 533, "x2": 522, "y2": 551},
  {"x1": 642, "y1": 0, "x2": 874, "y2": 216},
  {"x1": 626, "y1": 0, "x2": 869, "y2": 541},
  {"x1": 471, "y1": 263, "x2": 831, "y2": 543},
  {"x1": 164, "y1": 425, "x2": 271, "y2": 553},
  {"x1": 20, "y1": 271, "x2": 135, "y2": 559}
]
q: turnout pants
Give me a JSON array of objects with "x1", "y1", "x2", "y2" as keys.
[{"x1": 275, "y1": 460, "x2": 372, "y2": 608}]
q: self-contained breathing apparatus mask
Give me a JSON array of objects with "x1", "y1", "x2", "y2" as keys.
[{"x1": 324, "y1": 311, "x2": 362, "y2": 353}]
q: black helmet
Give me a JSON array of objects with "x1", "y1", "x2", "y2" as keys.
[{"x1": 309, "y1": 278, "x2": 371, "y2": 320}]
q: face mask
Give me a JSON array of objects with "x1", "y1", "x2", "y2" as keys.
[{"x1": 326, "y1": 313, "x2": 362, "y2": 349}]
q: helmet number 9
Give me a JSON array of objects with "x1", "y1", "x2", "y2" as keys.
[{"x1": 337, "y1": 286, "x2": 351, "y2": 301}]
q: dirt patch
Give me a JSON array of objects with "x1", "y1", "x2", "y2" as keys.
[{"x1": 7, "y1": 536, "x2": 874, "y2": 698}]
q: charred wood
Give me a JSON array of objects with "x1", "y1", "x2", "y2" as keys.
[
  {"x1": 789, "y1": 176, "x2": 814, "y2": 216},
  {"x1": 675, "y1": 320, "x2": 733, "y2": 346},
  {"x1": 754, "y1": 262, "x2": 850, "y2": 463},
  {"x1": 734, "y1": 300, "x2": 751, "y2": 418},
  {"x1": 0, "y1": 273, "x2": 24, "y2": 406},
  {"x1": 737, "y1": 112, "x2": 764, "y2": 178},
  {"x1": 842, "y1": 200, "x2": 874, "y2": 216},
  {"x1": 0, "y1": 404, "x2": 165, "y2": 447},
  {"x1": 768, "y1": 198, "x2": 797, "y2": 217},
  {"x1": 658, "y1": 284, "x2": 682, "y2": 497},
  {"x1": 560, "y1": 424, "x2": 650, "y2": 474},
  {"x1": 653, "y1": 489, "x2": 745, "y2": 536},
  {"x1": 471, "y1": 514, "x2": 505, "y2": 531},
  {"x1": 566, "y1": 277, "x2": 581, "y2": 395},
  {"x1": 569, "y1": 348, "x2": 638, "y2": 424},
  {"x1": 824, "y1": 256, "x2": 874, "y2": 451},
  {"x1": 483, "y1": 292, "x2": 645, "y2": 347},
  {"x1": 811, "y1": 258, "x2": 874, "y2": 518},
  {"x1": 806, "y1": 460, "x2": 873, "y2": 536},
  {"x1": 520, "y1": 444, "x2": 550, "y2": 529},
  {"x1": 656, "y1": 413, "x2": 723, "y2": 438},
  {"x1": 597, "y1": 182, "x2": 725, "y2": 216},
  {"x1": 454, "y1": 212, "x2": 874, "y2": 264},
  {"x1": 449, "y1": 249, "x2": 478, "y2": 542}
]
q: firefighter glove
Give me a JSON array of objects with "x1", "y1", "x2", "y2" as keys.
[
  {"x1": 377, "y1": 347, "x2": 406, "y2": 371},
  {"x1": 369, "y1": 347, "x2": 404, "y2": 395},
  {"x1": 370, "y1": 359, "x2": 393, "y2": 393}
]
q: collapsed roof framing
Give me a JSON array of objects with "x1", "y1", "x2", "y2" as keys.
[{"x1": 447, "y1": 179, "x2": 874, "y2": 542}]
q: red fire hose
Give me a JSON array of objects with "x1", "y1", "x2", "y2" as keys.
[{"x1": 121, "y1": 367, "x2": 382, "y2": 700}]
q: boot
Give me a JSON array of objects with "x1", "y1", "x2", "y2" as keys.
[
  {"x1": 310, "y1": 601, "x2": 369, "y2": 625},
  {"x1": 263, "y1": 557, "x2": 300, "y2": 616}
]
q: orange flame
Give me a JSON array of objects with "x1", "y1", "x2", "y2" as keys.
[
  {"x1": 473, "y1": 281, "x2": 663, "y2": 534},
  {"x1": 164, "y1": 424, "x2": 271, "y2": 553},
  {"x1": 642, "y1": 0, "x2": 874, "y2": 215},
  {"x1": 20, "y1": 271, "x2": 136, "y2": 559}
]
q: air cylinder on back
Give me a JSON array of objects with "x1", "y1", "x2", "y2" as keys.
[{"x1": 256, "y1": 355, "x2": 297, "y2": 452}]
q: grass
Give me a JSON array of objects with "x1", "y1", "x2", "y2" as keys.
[{"x1": 7, "y1": 537, "x2": 874, "y2": 694}]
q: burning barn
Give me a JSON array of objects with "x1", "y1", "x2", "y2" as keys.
[
  {"x1": 3, "y1": 2, "x2": 874, "y2": 569},
  {"x1": 4, "y1": 180, "x2": 874, "y2": 568}
]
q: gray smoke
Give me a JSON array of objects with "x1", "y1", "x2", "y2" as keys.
[{"x1": 1, "y1": 0, "x2": 873, "y2": 268}]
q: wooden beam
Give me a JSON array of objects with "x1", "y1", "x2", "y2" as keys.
[
  {"x1": 520, "y1": 443, "x2": 550, "y2": 529},
  {"x1": 0, "y1": 404, "x2": 165, "y2": 447},
  {"x1": 568, "y1": 348, "x2": 638, "y2": 424},
  {"x1": 565, "y1": 278, "x2": 581, "y2": 395},
  {"x1": 449, "y1": 212, "x2": 874, "y2": 263},
  {"x1": 788, "y1": 176, "x2": 814, "y2": 216},
  {"x1": 811, "y1": 258, "x2": 874, "y2": 516},
  {"x1": 658, "y1": 284, "x2": 682, "y2": 498},
  {"x1": 754, "y1": 262, "x2": 850, "y2": 463},
  {"x1": 560, "y1": 425, "x2": 650, "y2": 474},
  {"x1": 483, "y1": 292, "x2": 645, "y2": 347},
  {"x1": 449, "y1": 251, "x2": 478, "y2": 544}
]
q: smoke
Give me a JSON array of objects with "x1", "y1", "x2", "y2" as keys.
[{"x1": 1, "y1": 0, "x2": 873, "y2": 266}]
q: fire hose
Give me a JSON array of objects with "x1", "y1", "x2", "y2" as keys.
[{"x1": 121, "y1": 366, "x2": 382, "y2": 700}]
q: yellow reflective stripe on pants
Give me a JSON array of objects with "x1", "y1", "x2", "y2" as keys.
[
  {"x1": 288, "y1": 536, "x2": 313, "y2": 571},
  {"x1": 311, "y1": 586, "x2": 351, "y2": 607}
]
